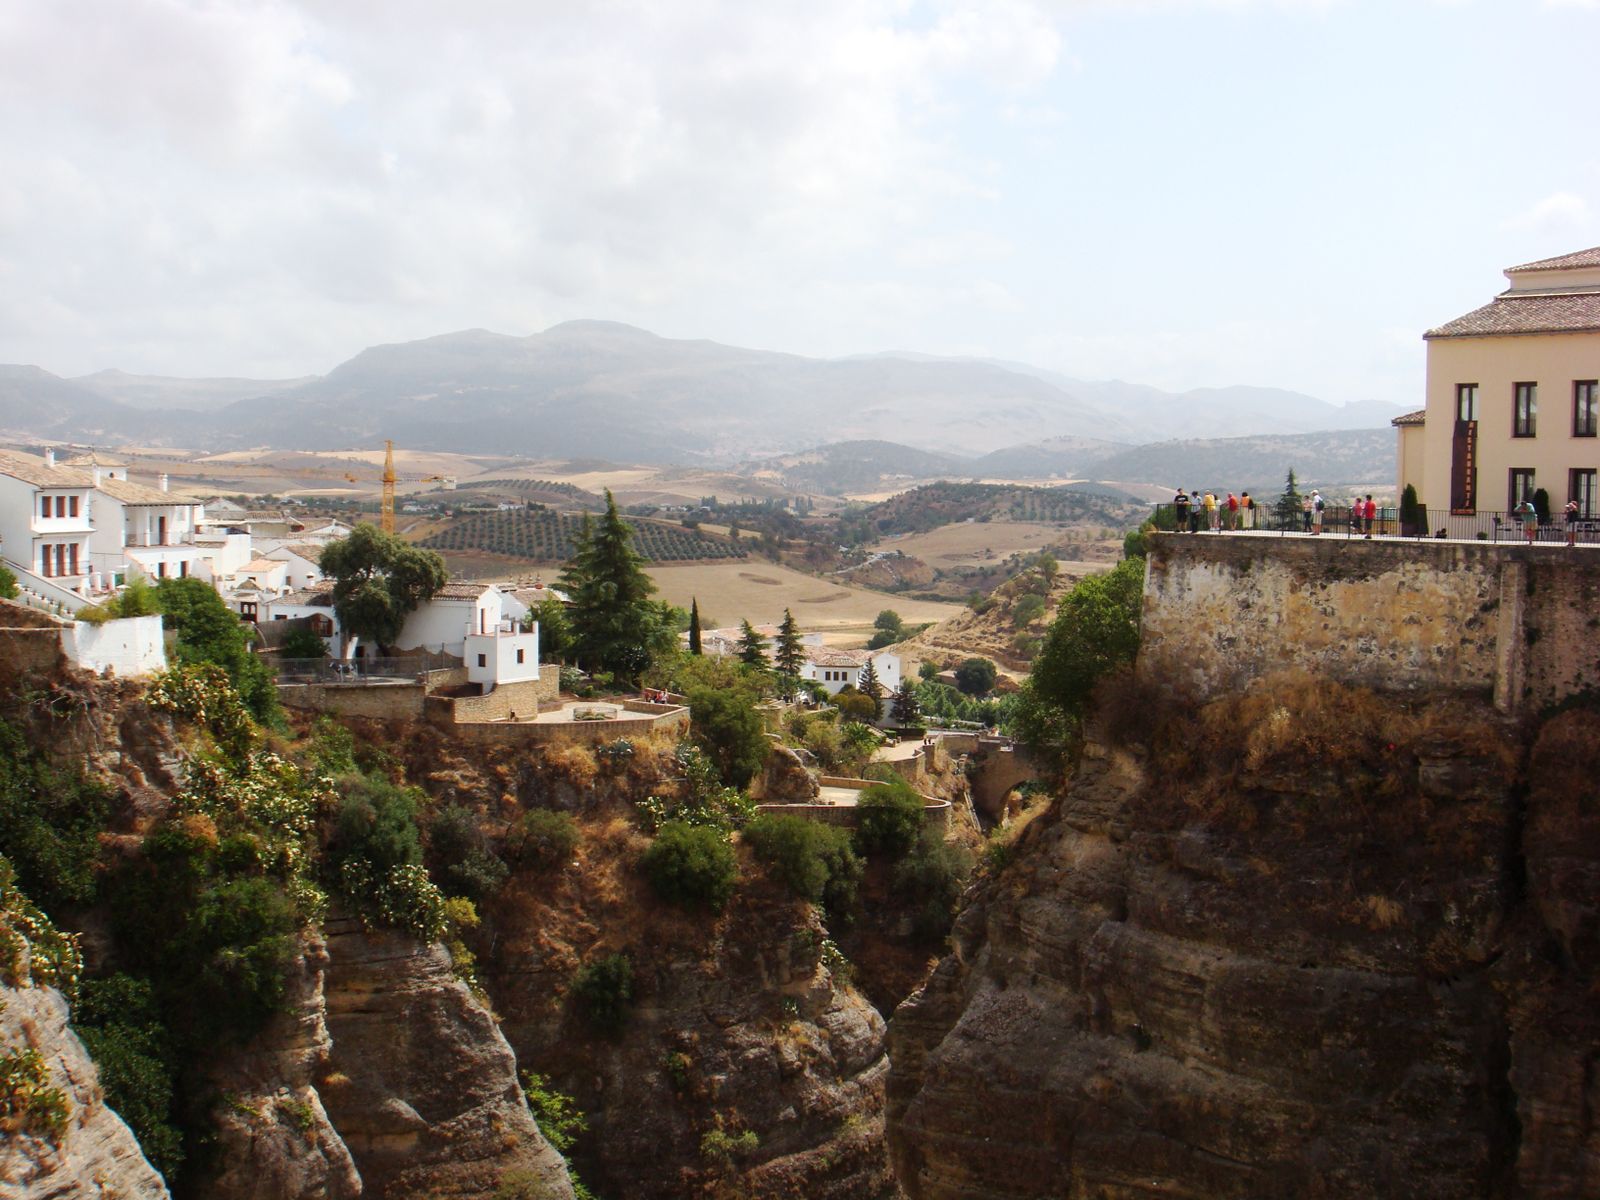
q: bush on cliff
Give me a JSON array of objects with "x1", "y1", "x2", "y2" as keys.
[
  {"x1": 643, "y1": 820, "x2": 739, "y2": 911},
  {"x1": 853, "y1": 778, "x2": 925, "y2": 861},
  {"x1": 894, "y1": 826, "x2": 975, "y2": 943},
  {"x1": 571, "y1": 952, "x2": 635, "y2": 1034},
  {"x1": 745, "y1": 813, "x2": 862, "y2": 920}
]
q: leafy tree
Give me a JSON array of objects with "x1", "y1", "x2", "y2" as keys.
[
  {"x1": 688, "y1": 598, "x2": 703, "y2": 655},
  {"x1": 319, "y1": 522, "x2": 448, "y2": 649},
  {"x1": 643, "y1": 821, "x2": 739, "y2": 910},
  {"x1": 858, "y1": 658, "x2": 884, "y2": 719},
  {"x1": 854, "y1": 778, "x2": 925, "y2": 860},
  {"x1": 833, "y1": 686, "x2": 879, "y2": 723},
  {"x1": 890, "y1": 679, "x2": 921, "y2": 726},
  {"x1": 744, "y1": 814, "x2": 861, "y2": 919},
  {"x1": 559, "y1": 493, "x2": 664, "y2": 679},
  {"x1": 953, "y1": 657, "x2": 998, "y2": 697},
  {"x1": 1014, "y1": 554, "x2": 1144, "y2": 759},
  {"x1": 918, "y1": 660, "x2": 939, "y2": 681},
  {"x1": 894, "y1": 826, "x2": 975, "y2": 943},
  {"x1": 686, "y1": 685, "x2": 769, "y2": 788},
  {"x1": 773, "y1": 608, "x2": 804, "y2": 675},
  {"x1": 155, "y1": 577, "x2": 279, "y2": 723},
  {"x1": 737, "y1": 619, "x2": 769, "y2": 669},
  {"x1": 0, "y1": 563, "x2": 16, "y2": 600},
  {"x1": 280, "y1": 625, "x2": 328, "y2": 660},
  {"x1": 1012, "y1": 593, "x2": 1047, "y2": 627},
  {"x1": 530, "y1": 594, "x2": 571, "y2": 661},
  {"x1": 1035, "y1": 552, "x2": 1059, "y2": 585}
]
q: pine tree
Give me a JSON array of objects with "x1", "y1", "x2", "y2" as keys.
[
  {"x1": 737, "y1": 619, "x2": 769, "y2": 669},
  {"x1": 891, "y1": 678, "x2": 920, "y2": 726},
  {"x1": 1276, "y1": 469, "x2": 1303, "y2": 525},
  {"x1": 858, "y1": 657, "x2": 884, "y2": 720},
  {"x1": 774, "y1": 608, "x2": 804, "y2": 676},
  {"x1": 688, "y1": 598, "x2": 703, "y2": 655},
  {"x1": 559, "y1": 492, "x2": 660, "y2": 679}
]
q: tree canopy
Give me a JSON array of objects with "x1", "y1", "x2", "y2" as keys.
[
  {"x1": 1013, "y1": 553, "x2": 1144, "y2": 759},
  {"x1": 773, "y1": 609, "x2": 804, "y2": 676},
  {"x1": 558, "y1": 493, "x2": 670, "y2": 679},
  {"x1": 737, "y1": 620, "x2": 769, "y2": 669},
  {"x1": 319, "y1": 523, "x2": 448, "y2": 650},
  {"x1": 154, "y1": 577, "x2": 279, "y2": 723},
  {"x1": 953, "y1": 657, "x2": 997, "y2": 696}
]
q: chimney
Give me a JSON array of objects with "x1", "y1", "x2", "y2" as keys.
[
  {"x1": 159, "y1": 473, "x2": 169, "y2": 493},
  {"x1": 92, "y1": 467, "x2": 102, "y2": 486},
  {"x1": 44, "y1": 448, "x2": 55, "y2": 468}
]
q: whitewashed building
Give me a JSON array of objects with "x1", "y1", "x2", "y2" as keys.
[
  {"x1": 0, "y1": 449, "x2": 96, "y2": 598},
  {"x1": 800, "y1": 647, "x2": 901, "y2": 697},
  {"x1": 89, "y1": 475, "x2": 206, "y2": 584}
]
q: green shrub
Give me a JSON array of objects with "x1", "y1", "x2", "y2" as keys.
[
  {"x1": 744, "y1": 814, "x2": 861, "y2": 919},
  {"x1": 894, "y1": 827, "x2": 975, "y2": 943},
  {"x1": 0, "y1": 564, "x2": 16, "y2": 600},
  {"x1": 853, "y1": 778, "x2": 925, "y2": 860},
  {"x1": 329, "y1": 776, "x2": 424, "y2": 875},
  {"x1": 427, "y1": 805, "x2": 509, "y2": 901},
  {"x1": 0, "y1": 716, "x2": 113, "y2": 909},
  {"x1": 507, "y1": 809, "x2": 580, "y2": 870},
  {"x1": 0, "y1": 1045, "x2": 69, "y2": 1141},
  {"x1": 571, "y1": 953, "x2": 635, "y2": 1034},
  {"x1": 700, "y1": 1127, "x2": 759, "y2": 1166},
  {"x1": 74, "y1": 975, "x2": 182, "y2": 1179},
  {"x1": 643, "y1": 821, "x2": 739, "y2": 910}
]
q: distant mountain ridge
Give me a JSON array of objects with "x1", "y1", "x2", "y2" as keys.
[{"x1": 0, "y1": 321, "x2": 1408, "y2": 462}]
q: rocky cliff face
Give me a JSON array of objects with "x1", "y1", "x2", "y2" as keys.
[
  {"x1": 887, "y1": 678, "x2": 1600, "y2": 1199},
  {"x1": 0, "y1": 980, "x2": 170, "y2": 1200}
]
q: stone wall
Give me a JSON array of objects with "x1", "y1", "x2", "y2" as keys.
[
  {"x1": 438, "y1": 675, "x2": 558, "y2": 722},
  {"x1": 438, "y1": 706, "x2": 691, "y2": 748},
  {"x1": 278, "y1": 681, "x2": 428, "y2": 720},
  {"x1": 1141, "y1": 535, "x2": 1600, "y2": 714}
]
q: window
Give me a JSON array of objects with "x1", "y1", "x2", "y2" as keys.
[
  {"x1": 68, "y1": 495, "x2": 79, "y2": 518},
  {"x1": 1509, "y1": 468, "x2": 1536, "y2": 510},
  {"x1": 239, "y1": 602, "x2": 257, "y2": 620},
  {"x1": 1576, "y1": 381, "x2": 1598, "y2": 437},
  {"x1": 1513, "y1": 383, "x2": 1536, "y2": 437},
  {"x1": 1573, "y1": 469, "x2": 1598, "y2": 519},
  {"x1": 516, "y1": 648, "x2": 525, "y2": 664},
  {"x1": 55, "y1": 495, "x2": 66, "y2": 518},
  {"x1": 39, "y1": 496, "x2": 50, "y2": 519},
  {"x1": 477, "y1": 654, "x2": 487, "y2": 668},
  {"x1": 1456, "y1": 384, "x2": 1478, "y2": 422}
]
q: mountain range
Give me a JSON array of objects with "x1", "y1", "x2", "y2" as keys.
[{"x1": 0, "y1": 320, "x2": 1406, "y2": 466}]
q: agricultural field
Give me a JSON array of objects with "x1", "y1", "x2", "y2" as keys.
[
  {"x1": 877, "y1": 520, "x2": 1085, "y2": 567},
  {"x1": 419, "y1": 509, "x2": 746, "y2": 563},
  {"x1": 645, "y1": 560, "x2": 961, "y2": 641}
]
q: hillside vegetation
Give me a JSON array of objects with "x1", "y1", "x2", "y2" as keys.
[
  {"x1": 420, "y1": 509, "x2": 747, "y2": 563},
  {"x1": 862, "y1": 481, "x2": 1142, "y2": 536}
]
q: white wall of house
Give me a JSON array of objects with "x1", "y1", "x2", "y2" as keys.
[
  {"x1": 0, "y1": 472, "x2": 95, "y2": 588},
  {"x1": 262, "y1": 547, "x2": 326, "y2": 591},
  {"x1": 61, "y1": 615, "x2": 166, "y2": 677},
  {"x1": 191, "y1": 533, "x2": 255, "y2": 581},
  {"x1": 801, "y1": 651, "x2": 901, "y2": 696},
  {"x1": 262, "y1": 599, "x2": 341, "y2": 653},
  {"x1": 395, "y1": 589, "x2": 503, "y2": 656},
  {"x1": 464, "y1": 624, "x2": 540, "y2": 687}
]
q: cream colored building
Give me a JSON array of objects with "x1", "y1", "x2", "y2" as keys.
[{"x1": 1399, "y1": 247, "x2": 1600, "y2": 525}]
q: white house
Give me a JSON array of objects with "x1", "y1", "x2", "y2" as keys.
[
  {"x1": 88, "y1": 475, "x2": 206, "y2": 585},
  {"x1": 800, "y1": 647, "x2": 901, "y2": 697},
  {"x1": 262, "y1": 586, "x2": 341, "y2": 653},
  {"x1": 0, "y1": 449, "x2": 98, "y2": 598},
  {"x1": 395, "y1": 583, "x2": 540, "y2": 687},
  {"x1": 262, "y1": 542, "x2": 327, "y2": 592}
]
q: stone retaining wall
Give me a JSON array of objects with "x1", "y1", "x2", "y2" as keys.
[
  {"x1": 279, "y1": 681, "x2": 428, "y2": 720},
  {"x1": 1141, "y1": 535, "x2": 1600, "y2": 715},
  {"x1": 440, "y1": 706, "x2": 690, "y2": 748},
  {"x1": 0, "y1": 626, "x2": 63, "y2": 674}
]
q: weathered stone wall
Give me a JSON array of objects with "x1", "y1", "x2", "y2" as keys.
[
  {"x1": 436, "y1": 706, "x2": 691, "y2": 748},
  {"x1": 278, "y1": 681, "x2": 428, "y2": 720},
  {"x1": 439, "y1": 674, "x2": 558, "y2": 722},
  {"x1": 1141, "y1": 535, "x2": 1600, "y2": 714}
]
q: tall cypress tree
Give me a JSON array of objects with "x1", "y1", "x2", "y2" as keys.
[
  {"x1": 559, "y1": 492, "x2": 659, "y2": 678},
  {"x1": 688, "y1": 598, "x2": 703, "y2": 655},
  {"x1": 774, "y1": 608, "x2": 804, "y2": 676}
]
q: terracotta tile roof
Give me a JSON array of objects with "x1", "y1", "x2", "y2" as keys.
[
  {"x1": 1507, "y1": 246, "x2": 1600, "y2": 272},
  {"x1": 806, "y1": 648, "x2": 872, "y2": 668},
  {"x1": 273, "y1": 587, "x2": 335, "y2": 608},
  {"x1": 240, "y1": 558, "x2": 282, "y2": 573},
  {"x1": 1425, "y1": 292, "x2": 1600, "y2": 339},
  {"x1": 1391, "y1": 409, "x2": 1427, "y2": 427},
  {"x1": 273, "y1": 542, "x2": 326, "y2": 562},
  {"x1": 0, "y1": 449, "x2": 92, "y2": 488},
  {"x1": 434, "y1": 582, "x2": 494, "y2": 599},
  {"x1": 96, "y1": 476, "x2": 201, "y2": 506}
]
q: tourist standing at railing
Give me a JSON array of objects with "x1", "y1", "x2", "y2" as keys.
[
  {"x1": 1514, "y1": 497, "x2": 1538, "y2": 544},
  {"x1": 1311, "y1": 491, "x2": 1325, "y2": 535},
  {"x1": 1363, "y1": 495, "x2": 1377, "y2": 538},
  {"x1": 1241, "y1": 491, "x2": 1254, "y2": 530},
  {"x1": 1225, "y1": 492, "x2": 1238, "y2": 530},
  {"x1": 1190, "y1": 491, "x2": 1203, "y2": 533},
  {"x1": 1173, "y1": 489, "x2": 1190, "y2": 531},
  {"x1": 1566, "y1": 499, "x2": 1580, "y2": 547},
  {"x1": 1204, "y1": 491, "x2": 1218, "y2": 530},
  {"x1": 1301, "y1": 495, "x2": 1313, "y2": 532}
]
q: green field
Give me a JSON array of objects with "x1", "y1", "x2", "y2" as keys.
[{"x1": 420, "y1": 509, "x2": 747, "y2": 563}]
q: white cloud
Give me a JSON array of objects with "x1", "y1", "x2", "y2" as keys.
[
  {"x1": 0, "y1": 0, "x2": 1067, "y2": 376},
  {"x1": 1502, "y1": 191, "x2": 1595, "y2": 236}
]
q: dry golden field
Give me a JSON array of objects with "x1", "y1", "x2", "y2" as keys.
[
  {"x1": 644, "y1": 560, "x2": 960, "y2": 641},
  {"x1": 876, "y1": 519, "x2": 1086, "y2": 566}
]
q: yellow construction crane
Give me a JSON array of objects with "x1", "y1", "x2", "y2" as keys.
[{"x1": 344, "y1": 440, "x2": 450, "y2": 534}]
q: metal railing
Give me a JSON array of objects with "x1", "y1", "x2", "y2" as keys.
[
  {"x1": 1149, "y1": 504, "x2": 1600, "y2": 545},
  {"x1": 274, "y1": 657, "x2": 437, "y2": 683}
]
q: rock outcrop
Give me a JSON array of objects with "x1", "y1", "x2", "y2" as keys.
[
  {"x1": 319, "y1": 918, "x2": 576, "y2": 1200},
  {"x1": 0, "y1": 981, "x2": 170, "y2": 1200},
  {"x1": 888, "y1": 683, "x2": 1600, "y2": 1199}
]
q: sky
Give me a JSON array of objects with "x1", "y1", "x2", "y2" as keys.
[{"x1": 1, "y1": 0, "x2": 1597, "y2": 409}]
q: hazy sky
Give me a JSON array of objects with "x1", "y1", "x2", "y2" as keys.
[{"x1": 2, "y1": 0, "x2": 1596, "y2": 408}]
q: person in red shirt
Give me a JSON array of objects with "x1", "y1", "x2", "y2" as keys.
[{"x1": 1363, "y1": 495, "x2": 1377, "y2": 537}]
